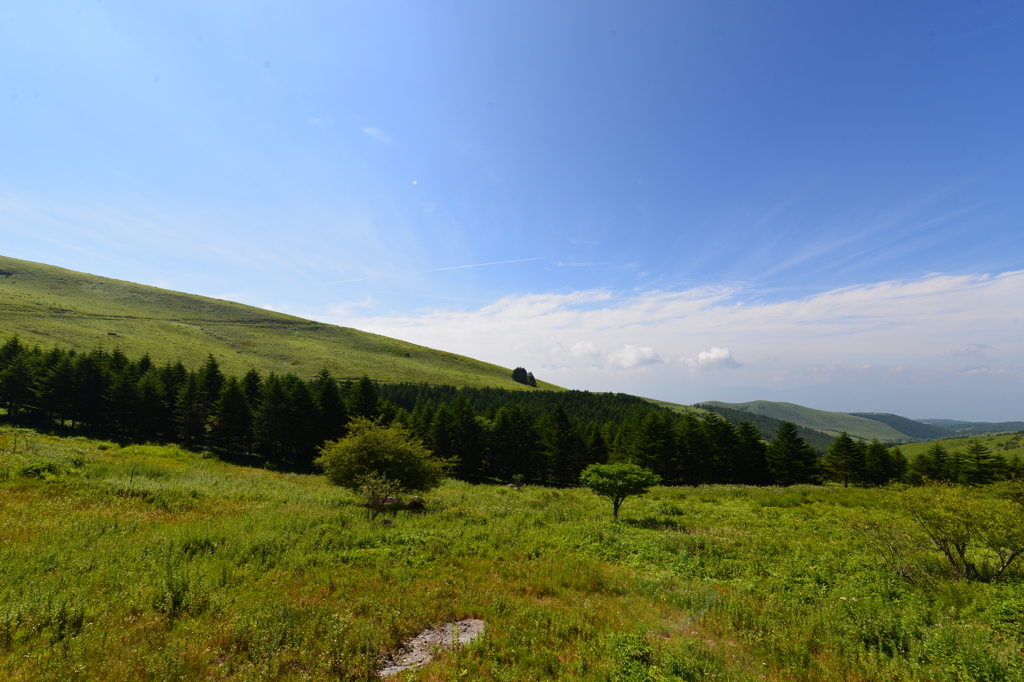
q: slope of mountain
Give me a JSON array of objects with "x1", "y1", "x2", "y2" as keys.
[
  {"x1": 917, "y1": 418, "x2": 1024, "y2": 436},
  {"x1": 697, "y1": 403, "x2": 836, "y2": 454},
  {"x1": 895, "y1": 432, "x2": 1024, "y2": 461},
  {"x1": 700, "y1": 400, "x2": 911, "y2": 441},
  {"x1": 0, "y1": 255, "x2": 560, "y2": 390},
  {"x1": 847, "y1": 413, "x2": 950, "y2": 440}
]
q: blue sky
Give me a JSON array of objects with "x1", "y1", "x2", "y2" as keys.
[{"x1": 3, "y1": 1, "x2": 1023, "y2": 419}]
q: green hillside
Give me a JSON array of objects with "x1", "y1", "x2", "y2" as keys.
[
  {"x1": 918, "y1": 418, "x2": 1024, "y2": 437},
  {"x1": 701, "y1": 400, "x2": 912, "y2": 441},
  {"x1": 893, "y1": 431, "x2": 1024, "y2": 461},
  {"x1": 0, "y1": 255, "x2": 560, "y2": 390},
  {"x1": 848, "y1": 413, "x2": 950, "y2": 440}
]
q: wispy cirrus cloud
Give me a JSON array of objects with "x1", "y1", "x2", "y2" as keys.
[{"x1": 362, "y1": 127, "x2": 391, "y2": 143}]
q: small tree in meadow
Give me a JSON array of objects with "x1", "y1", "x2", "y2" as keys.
[
  {"x1": 316, "y1": 417, "x2": 450, "y2": 519},
  {"x1": 580, "y1": 462, "x2": 661, "y2": 518}
]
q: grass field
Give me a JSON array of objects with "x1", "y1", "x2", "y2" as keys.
[
  {"x1": 2, "y1": 426, "x2": 1023, "y2": 681},
  {"x1": 895, "y1": 432, "x2": 1024, "y2": 461},
  {"x1": 702, "y1": 401, "x2": 913, "y2": 441},
  {"x1": 0, "y1": 255, "x2": 560, "y2": 390}
]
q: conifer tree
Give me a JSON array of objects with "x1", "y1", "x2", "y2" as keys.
[
  {"x1": 253, "y1": 374, "x2": 292, "y2": 462},
  {"x1": 702, "y1": 411, "x2": 738, "y2": 483},
  {"x1": 312, "y1": 369, "x2": 347, "y2": 443},
  {"x1": 736, "y1": 421, "x2": 771, "y2": 485},
  {"x1": 541, "y1": 404, "x2": 585, "y2": 485},
  {"x1": 767, "y1": 422, "x2": 819, "y2": 485},
  {"x1": 822, "y1": 432, "x2": 863, "y2": 487},
  {"x1": 36, "y1": 354, "x2": 75, "y2": 425},
  {"x1": 676, "y1": 411, "x2": 709, "y2": 485},
  {"x1": 0, "y1": 354, "x2": 35, "y2": 424},
  {"x1": 964, "y1": 441, "x2": 998, "y2": 485},
  {"x1": 73, "y1": 353, "x2": 109, "y2": 430},
  {"x1": 890, "y1": 446, "x2": 908, "y2": 483},
  {"x1": 210, "y1": 377, "x2": 251, "y2": 454},
  {"x1": 136, "y1": 369, "x2": 169, "y2": 442},
  {"x1": 862, "y1": 439, "x2": 894, "y2": 486},
  {"x1": 347, "y1": 375, "x2": 380, "y2": 419},
  {"x1": 175, "y1": 374, "x2": 205, "y2": 446}
]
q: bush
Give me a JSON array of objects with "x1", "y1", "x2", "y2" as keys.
[{"x1": 315, "y1": 418, "x2": 450, "y2": 518}]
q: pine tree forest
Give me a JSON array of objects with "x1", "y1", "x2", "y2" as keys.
[{"x1": 1, "y1": 335, "x2": 1018, "y2": 487}]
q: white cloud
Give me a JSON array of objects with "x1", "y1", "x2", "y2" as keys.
[
  {"x1": 570, "y1": 341, "x2": 602, "y2": 359},
  {"x1": 316, "y1": 270, "x2": 1024, "y2": 418},
  {"x1": 362, "y1": 127, "x2": 391, "y2": 143},
  {"x1": 607, "y1": 345, "x2": 661, "y2": 370},
  {"x1": 681, "y1": 347, "x2": 740, "y2": 370}
]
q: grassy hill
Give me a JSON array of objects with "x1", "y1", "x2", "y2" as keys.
[
  {"x1": 848, "y1": 413, "x2": 950, "y2": 440},
  {"x1": 0, "y1": 255, "x2": 560, "y2": 390},
  {"x1": 917, "y1": 418, "x2": 1024, "y2": 437},
  {"x1": 700, "y1": 400, "x2": 912, "y2": 441},
  {"x1": 892, "y1": 431, "x2": 1024, "y2": 461}
]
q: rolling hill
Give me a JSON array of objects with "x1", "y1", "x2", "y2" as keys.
[
  {"x1": 700, "y1": 400, "x2": 914, "y2": 442},
  {"x1": 0, "y1": 255, "x2": 560, "y2": 390}
]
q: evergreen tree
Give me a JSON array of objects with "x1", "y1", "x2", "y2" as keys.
[
  {"x1": 36, "y1": 354, "x2": 76, "y2": 425},
  {"x1": 767, "y1": 422, "x2": 819, "y2": 485},
  {"x1": 159, "y1": 361, "x2": 189, "y2": 401},
  {"x1": 0, "y1": 354, "x2": 35, "y2": 424},
  {"x1": 527, "y1": 372, "x2": 537, "y2": 388},
  {"x1": 511, "y1": 367, "x2": 529, "y2": 385},
  {"x1": 175, "y1": 374, "x2": 205, "y2": 446},
  {"x1": 822, "y1": 432, "x2": 863, "y2": 487},
  {"x1": 285, "y1": 377, "x2": 320, "y2": 466},
  {"x1": 862, "y1": 439, "x2": 894, "y2": 486},
  {"x1": 626, "y1": 411, "x2": 677, "y2": 480},
  {"x1": 485, "y1": 405, "x2": 540, "y2": 481},
  {"x1": 449, "y1": 395, "x2": 484, "y2": 480},
  {"x1": 347, "y1": 375, "x2": 380, "y2": 419},
  {"x1": 890, "y1": 446, "x2": 908, "y2": 483},
  {"x1": 964, "y1": 441, "x2": 998, "y2": 485},
  {"x1": 735, "y1": 421, "x2": 771, "y2": 485},
  {"x1": 702, "y1": 411, "x2": 738, "y2": 484},
  {"x1": 136, "y1": 369, "x2": 169, "y2": 442},
  {"x1": 72, "y1": 353, "x2": 109, "y2": 431},
  {"x1": 312, "y1": 369, "x2": 348, "y2": 443},
  {"x1": 210, "y1": 377, "x2": 251, "y2": 454},
  {"x1": 252, "y1": 374, "x2": 291, "y2": 462},
  {"x1": 107, "y1": 370, "x2": 140, "y2": 437},
  {"x1": 676, "y1": 411, "x2": 709, "y2": 485},
  {"x1": 0, "y1": 334, "x2": 25, "y2": 369},
  {"x1": 541, "y1": 404, "x2": 585, "y2": 485}
]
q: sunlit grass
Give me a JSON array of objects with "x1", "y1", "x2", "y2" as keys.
[{"x1": 2, "y1": 426, "x2": 1023, "y2": 681}]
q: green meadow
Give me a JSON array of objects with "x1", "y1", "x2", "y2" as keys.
[
  {"x1": 0, "y1": 255, "x2": 559, "y2": 390},
  {"x1": 3, "y1": 426, "x2": 1023, "y2": 681}
]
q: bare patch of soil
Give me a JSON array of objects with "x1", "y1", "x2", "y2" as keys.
[{"x1": 378, "y1": 618, "x2": 486, "y2": 678}]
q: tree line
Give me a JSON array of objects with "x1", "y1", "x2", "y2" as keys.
[{"x1": 1, "y1": 335, "x2": 1017, "y2": 488}]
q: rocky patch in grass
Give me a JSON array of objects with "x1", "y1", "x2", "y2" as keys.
[{"x1": 378, "y1": 618, "x2": 486, "y2": 677}]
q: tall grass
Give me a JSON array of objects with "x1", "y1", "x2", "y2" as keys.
[{"x1": 1, "y1": 426, "x2": 1022, "y2": 680}]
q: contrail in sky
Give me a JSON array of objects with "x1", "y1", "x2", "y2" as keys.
[{"x1": 426, "y1": 257, "x2": 545, "y2": 272}]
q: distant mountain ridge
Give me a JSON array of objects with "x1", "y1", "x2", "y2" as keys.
[
  {"x1": 916, "y1": 419, "x2": 1024, "y2": 436},
  {"x1": 700, "y1": 400, "x2": 911, "y2": 441}
]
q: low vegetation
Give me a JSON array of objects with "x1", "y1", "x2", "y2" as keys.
[
  {"x1": 3, "y1": 426, "x2": 1024, "y2": 681},
  {"x1": 0, "y1": 255, "x2": 559, "y2": 390}
]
